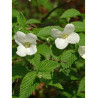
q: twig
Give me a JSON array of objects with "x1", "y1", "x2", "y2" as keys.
[
  {"x1": 37, "y1": 40, "x2": 46, "y2": 44},
  {"x1": 41, "y1": 2, "x2": 68, "y2": 22},
  {"x1": 12, "y1": 58, "x2": 24, "y2": 64}
]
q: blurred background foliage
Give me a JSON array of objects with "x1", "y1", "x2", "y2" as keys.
[
  {"x1": 12, "y1": 0, "x2": 85, "y2": 98},
  {"x1": 12, "y1": 0, "x2": 85, "y2": 25}
]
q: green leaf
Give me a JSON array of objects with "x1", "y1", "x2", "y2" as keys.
[
  {"x1": 12, "y1": 24, "x2": 20, "y2": 35},
  {"x1": 26, "y1": 19, "x2": 41, "y2": 24},
  {"x1": 12, "y1": 96, "x2": 18, "y2": 98},
  {"x1": 33, "y1": 28, "x2": 42, "y2": 34},
  {"x1": 61, "y1": 50, "x2": 77, "y2": 68},
  {"x1": 70, "y1": 68, "x2": 79, "y2": 80},
  {"x1": 51, "y1": 44, "x2": 64, "y2": 57},
  {"x1": 75, "y1": 59, "x2": 85, "y2": 68},
  {"x1": 27, "y1": 53, "x2": 41, "y2": 68},
  {"x1": 37, "y1": 26, "x2": 63, "y2": 39},
  {"x1": 77, "y1": 93, "x2": 85, "y2": 98},
  {"x1": 38, "y1": 60, "x2": 59, "y2": 72},
  {"x1": 38, "y1": 72, "x2": 52, "y2": 79},
  {"x1": 78, "y1": 33, "x2": 85, "y2": 46},
  {"x1": 71, "y1": 21, "x2": 85, "y2": 32},
  {"x1": 19, "y1": 71, "x2": 38, "y2": 98},
  {"x1": 78, "y1": 77, "x2": 85, "y2": 93},
  {"x1": 17, "y1": 12, "x2": 26, "y2": 27},
  {"x1": 12, "y1": 65, "x2": 29, "y2": 81},
  {"x1": 38, "y1": 44, "x2": 51, "y2": 59},
  {"x1": 62, "y1": 91, "x2": 72, "y2": 98},
  {"x1": 60, "y1": 9, "x2": 80, "y2": 18},
  {"x1": 48, "y1": 82, "x2": 63, "y2": 89},
  {"x1": 38, "y1": 0, "x2": 52, "y2": 11},
  {"x1": 12, "y1": 9, "x2": 19, "y2": 17}
]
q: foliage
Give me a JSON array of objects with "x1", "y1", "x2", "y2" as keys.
[
  {"x1": 60, "y1": 9, "x2": 80, "y2": 19},
  {"x1": 12, "y1": 65, "x2": 29, "y2": 81},
  {"x1": 19, "y1": 71, "x2": 38, "y2": 98},
  {"x1": 78, "y1": 77, "x2": 85, "y2": 93},
  {"x1": 12, "y1": 0, "x2": 85, "y2": 98},
  {"x1": 71, "y1": 21, "x2": 85, "y2": 32}
]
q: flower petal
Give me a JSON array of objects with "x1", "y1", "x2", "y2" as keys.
[
  {"x1": 16, "y1": 45, "x2": 27, "y2": 57},
  {"x1": 55, "y1": 38, "x2": 68, "y2": 49},
  {"x1": 14, "y1": 31, "x2": 26, "y2": 45},
  {"x1": 78, "y1": 46, "x2": 85, "y2": 59},
  {"x1": 25, "y1": 33, "x2": 37, "y2": 44},
  {"x1": 26, "y1": 45, "x2": 37, "y2": 55},
  {"x1": 64, "y1": 24, "x2": 75, "y2": 34},
  {"x1": 67, "y1": 32, "x2": 80, "y2": 44},
  {"x1": 50, "y1": 28, "x2": 62, "y2": 38},
  {"x1": 82, "y1": 54, "x2": 85, "y2": 59}
]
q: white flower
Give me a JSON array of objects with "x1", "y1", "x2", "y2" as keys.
[
  {"x1": 14, "y1": 31, "x2": 37, "y2": 57},
  {"x1": 50, "y1": 24, "x2": 80, "y2": 49},
  {"x1": 28, "y1": 0, "x2": 31, "y2": 2},
  {"x1": 78, "y1": 46, "x2": 85, "y2": 59}
]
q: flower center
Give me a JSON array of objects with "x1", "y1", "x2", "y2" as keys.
[
  {"x1": 24, "y1": 42, "x2": 31, "y2": 48},
  {"x1": 61, "y1": 34, "x2": 68, "y2": 39}
]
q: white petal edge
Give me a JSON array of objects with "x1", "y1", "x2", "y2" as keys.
[
  {"x1": 78, "y1": 46, "x2": 85, "y2": 59},
  {"x1": 64, "y1": 24, "x2": 75, "y2": 34},
  {"x1": 25, "y1": 33, "x2": 37, "y2": 43},
  {"x1": 82, "y1": 54, "x2": 85, "y2": 59},
  {"x1": 67, "y1": 32, "x2": 80, "y2": 44},
  {"x1": 55, "y1": 38, "x2": 68, "y2": 49},
  {"x1": 26, "y1": 45, "x2": 37, "y2": 55},
  {"x1": 14, "y1": 31, "x2": 26, "y2": 45},
  {"x1": 16, "y1": 45, "x2": 27, "y2": 57},
  {"x1": 50, "y1": 28, "x2": 62, "y2": 38}
]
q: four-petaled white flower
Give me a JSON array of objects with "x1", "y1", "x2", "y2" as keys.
[
  {"x1": 78, "y1": 46, "x2": 85, "y2": 59},
  {"x1": 50, "y1": 24, "x2": 80, "y2": 49},
  {"x1": 14, "y1": 31, "x2": 37, "y2": 57}
]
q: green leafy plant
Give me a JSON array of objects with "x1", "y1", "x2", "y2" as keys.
[{"x1": 12, "y1": 0, "x2": 85, "y2": 98}]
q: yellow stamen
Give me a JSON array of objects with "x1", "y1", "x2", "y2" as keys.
[
  {"x1": 24, "y1": 42, "x2": 30, "y2": 48},
  {"x1": 61, "y1": 34, "x2": 68, "y2": 39}
]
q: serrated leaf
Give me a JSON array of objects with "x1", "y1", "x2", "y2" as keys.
[
  {"x1": 37, "y1": 26, "x2": 63, "y2": 39},
  {"x1": 61, "y1": 50, "x2": 77, "y2": 68},
  {"x1": 17, "y1": 12, "x2": 26, "y2": 27},
  {"x1": 27, "y1": 53, "x2": 41, "y2": 68},
  {"x1": 60, "y1": 9, "x2": 80, "y2": 18},
  {"x1": 78, "y1": 33, "x2": 85, "y2": 46},
  {"x1": 38, "y1": 72, "x2": 52, "y2": 79},
  {"x1": 12, "y1": 65, "x2": 29, "y2": 81},
  {"x1": 19, "y1": 71, "x2": 37, "y2": 98},
  {"x1": 71, "y1": 21, "x2": 85, "y2": 32},
  {"x1": 26, "y1": 19, "x2": 41, "y2": 24},
  {"x1": 38, "y1": 44, "x2": 51, "y2": 59},
  {"x1": 78, "y1": 77, "x2": 85, "y2": 93},
  {"x1": 38, "y1": 60, "x2": 59, "y2": 72}
]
